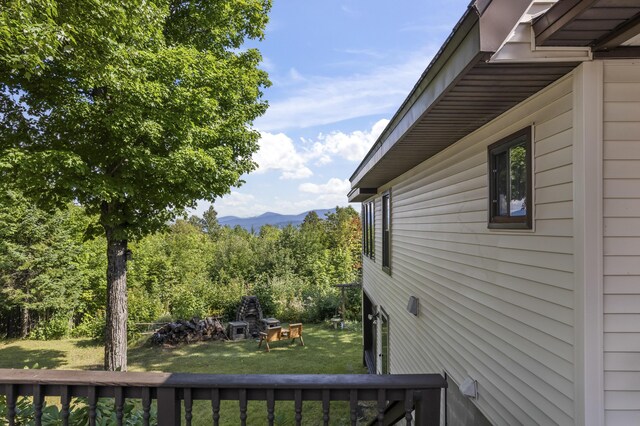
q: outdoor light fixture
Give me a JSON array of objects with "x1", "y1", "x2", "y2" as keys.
[
  {"x1": 407, "y1": 296, "x2": 419, "y2": 316},
  {"x1": 367, "y1": 312, "x2": 380, "y2": 321},
  {"x1": 459, "y1": 377, "x2": 478, "y2": 399}
]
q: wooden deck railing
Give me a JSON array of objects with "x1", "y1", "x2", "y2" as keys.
[{"x1": 0, "y1": 369, "x2": 446, "y2": 425}]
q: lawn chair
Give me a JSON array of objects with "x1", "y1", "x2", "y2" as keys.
[
  {"x1": 258, "y1": 323, "x2": 305, "y2": 352},
  {"x1": 258, "y1": 326, "x2": 283, "y2": 352},
  {"x1": 284, "y1": 323, "x2": 304, "y2": 347}
]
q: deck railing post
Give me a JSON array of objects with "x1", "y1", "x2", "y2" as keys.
[
  {"x1": 6, "y1": 384, "x2": 16, "y2": 426},
  {"x1": 157, "y1": 387, "x2": 181, "y2": 426},
  {"x1": 414, "y1": 389, "x2": 441, "y2": 426}
]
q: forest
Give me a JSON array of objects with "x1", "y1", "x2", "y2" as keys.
[{"x1": 0, "y1": 191, "x2": 362, "y2": 341}]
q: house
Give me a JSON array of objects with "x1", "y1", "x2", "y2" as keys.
[{"x1": 349, "y1": 1, "x2": 640, "y2": 425}]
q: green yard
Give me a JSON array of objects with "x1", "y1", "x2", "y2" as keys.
[{"x1": 0, "y1": 323, "x2": 369, "y2": 425}]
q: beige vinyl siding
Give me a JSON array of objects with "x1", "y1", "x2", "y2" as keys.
[
  {"x1": 602, "y1": 60, "x2": 640, "y2": 426},
  {"x1": 362, "y1": 74, "x2": 575, "y2": 425}
]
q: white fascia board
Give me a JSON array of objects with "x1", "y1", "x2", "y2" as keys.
[{"x1": 490, "y1": 1, "x2": 592, "y2": 63}]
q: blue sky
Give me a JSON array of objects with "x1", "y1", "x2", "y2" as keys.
[{"x1": 196, "y1": 0, "x2": 469, "y2": 218}]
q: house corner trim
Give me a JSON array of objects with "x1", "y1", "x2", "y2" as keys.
[{"x1": 572, "y1": 60, "x2": 605, "y2": 426}]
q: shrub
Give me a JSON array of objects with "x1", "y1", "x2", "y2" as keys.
[
  {"x1": 0, "y1": 395, "x2": 157, "y2": 425},
  {"x1": 71, "y1": 313, "x2": 138, "y2": 341},
  {"x1": 30, "y1": 313, "x2": 71, "y2": 340}
]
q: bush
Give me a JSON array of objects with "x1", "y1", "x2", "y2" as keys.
[
  {"x1": 128, "y1": 287, "x2": 164, "y2": 324},
  {"x1": 250, "y1": 274, "x2": 306, "y2": 322},
  {"x1": 0, "y1": 395, "x2": 157, "y2": 425},
  {"x1": 30, "y1": 313, "x2": 71, "y2": 340},
  {"x1": 71, "y1": 313, "x2": 105, "y2": 340},
  {"x1": 303, "y1": 289, "x2": 341, "y2": 322},
  {"x1": 208, "y1": 277, "x2": 247, "y2": 321},
  {"x1": 71, "y1": 313, "x2": 138, "y2": 341}
]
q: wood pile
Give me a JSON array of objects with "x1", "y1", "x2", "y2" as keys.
[{"x1": 150, "y1": 317, "x2": 227, "y2": 345}]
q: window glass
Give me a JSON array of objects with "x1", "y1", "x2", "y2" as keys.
[
  {"x1": 362, "y1": 201, "x2": 375, "y2": 259},
  {"x1": 488, "y1": 128, "x2": 532, "y2": 229},
  {"x1": 509, "y1": 144, "x2": 527, "y2": 216},
  {"x1": 382, "y1": 192, "x2": 391, "y2": 271}
]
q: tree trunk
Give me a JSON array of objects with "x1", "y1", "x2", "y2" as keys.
[
  {"x1": 104, "y1": 231, "x2": 128, "y2": 371},
  {"x1": 21, "y1": 306, "x2": 29, "y2": 338}
]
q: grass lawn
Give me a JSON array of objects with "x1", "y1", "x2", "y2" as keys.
[{"x1": 0, "y1": 323, "x2": 369, "y2": 425}]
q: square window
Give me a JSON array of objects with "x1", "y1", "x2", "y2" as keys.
[{"x1": 488, "y1": 127, "x2": 532, "y2": 229}]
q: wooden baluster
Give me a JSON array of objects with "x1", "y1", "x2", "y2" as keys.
[
  {"x1": 33, "y1": 384, "x2": 43, "y2": 426},
  {"x1": 6, "y1": 384, "x2": 17, "y2": 426},
  {"x1": 294, "y1": 389, "x2": 302, "y2": 426},
  {"x1": 184, "y1": 388, "x2": 193, "y2": 426},
  {"x1": 322, "y1": 389, "x2": 330, "y2": 426},
  {"x1": 211, "y1": 388, "x2": 220, "y2": 426},
  {"x1": 88, "y1": 386, "x2": 97, "y2": 426},
  {"x1": 60, "y1": 385, "x2": 71, "y2": 426},
  {"x1": 115, "y1": 386, "x2": 124, "y2": 426},
  {"x1": 157, "y1": 388, "x2": 181, "y2": 425},
  {"x1": 414, "y1": 389, "x2": 441, "y2": 426},
  {"x1": 141, "y1": 387, "x2": 151, "y2": 426},
  {"x1": 239, "y1": 388, "x2": 248, "y2": 426},
  {"x1": 377, "y1": 388, "x2": 386, "y2": 425},
  {"x1": 266, "y1": 388, "x2": 275, "y2": 426},
  {"x1": 349, "y1": 389, "x2": 357, "y2": 426},
  {"x1": 404, "y1": 389, "x2": 414, "y2": 426}
]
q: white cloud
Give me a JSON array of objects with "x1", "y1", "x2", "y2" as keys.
[
  {"x1": 253, "y1": 132, "x2": 313, "y2": 179},
  {"x1": 260, "y1": 55, "x2": 276, "y2": 72},
  {"x1": 211, "y1": 192, "x2": 270, "y2": 218},
  {"x1": 309, "y1": 118, "x2": 389, "y2": 163},
  {"x1": 288, "y1": 68, "x2": 305, "y2": 82},
  {"x1": 338, "y1": 48, "x2": 386, "y2": 59},
  {"x1": 299, "y1": 178, "x2": 351, "y2": 195},
  {"x1": 272, "y1": 193, "x2": 350, "y2": 214},
  {"x1": 294, "y1": 178, "x2": 351, "y2": 212},
  {"x1": 255, "y1": 48, "x2": 437, "y2": 132},
  {"x1": 253, "y1": 118, "x2": 387, "y2": 180}
]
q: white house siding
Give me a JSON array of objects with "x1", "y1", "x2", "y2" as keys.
[
  {"x1": 362, "y1": 74, "x2": 576, "y2": 425},
  {"x1": 602, "y1": 60, "x2": 640, "y2": 425}
]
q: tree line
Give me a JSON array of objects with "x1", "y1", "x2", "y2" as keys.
[{"x1": 0, "y1": 194, "x2": 362, "y2": 340}]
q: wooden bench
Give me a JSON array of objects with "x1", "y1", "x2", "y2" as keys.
[{"x1": 258, "y1": 323, "x2": 305, "y2": 352}]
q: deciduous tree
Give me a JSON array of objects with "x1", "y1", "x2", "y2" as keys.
[{"x1": 0, "y1": 0, "x2": 271, "y2": 370}]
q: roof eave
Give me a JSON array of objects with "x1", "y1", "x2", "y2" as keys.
[
  {"x1": 348, "y1": 6, "x2": 481, "y2": 186},
  {"x1": 349, "y1": 0, "x2": 535, "y2": 191}
]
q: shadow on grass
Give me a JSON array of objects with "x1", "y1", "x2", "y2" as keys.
[
  {"x1": 71, "y1": 338, "x2": 102, "y2": 348},
  {"x1": 0, "y1": 346, "x2": 66, "y2": 369}
]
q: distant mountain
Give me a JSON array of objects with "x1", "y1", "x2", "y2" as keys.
[{"x1": 218, "y1": 209, "x2": 335, "y2": 231}]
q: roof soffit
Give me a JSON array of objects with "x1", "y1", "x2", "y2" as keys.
[{"x1": 533, "y1": 0, "x2": 640, "y2": 49}]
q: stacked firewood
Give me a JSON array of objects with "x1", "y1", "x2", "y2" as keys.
[{"x1": 150, "y1": 317, "x2": 227, "y2": 345}]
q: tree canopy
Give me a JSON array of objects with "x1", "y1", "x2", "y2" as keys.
[
  {"x1": 0, "y1": 202, "x2": 363, "y2": 342},
  {"x1": 1, "y1": 0, "x2": 271, "y2": 238}
]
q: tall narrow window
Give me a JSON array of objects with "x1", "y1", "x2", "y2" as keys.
[
  {"x1": 380, "y1": 311, "x2": 389, "y2": 374},
  {"x1": 368, "y1": 202, "x2": 374, "y2": 258},
  {"x1": 488, "y1": 127, "x2": 532, "y2": 229},
  {"x1": 382, "y1": 191, "x2": 391, "y2": 273},
  {"x1": 362, "y1": 201, "x2": 375, "y2": 259}
]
